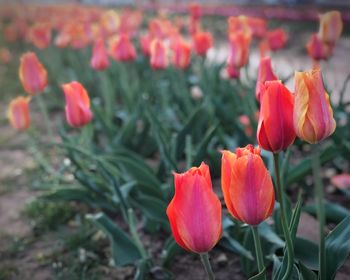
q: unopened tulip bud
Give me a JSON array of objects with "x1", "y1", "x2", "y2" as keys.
[{"x1": 7, "y1": 96, "x2": 31, "y2": 131}]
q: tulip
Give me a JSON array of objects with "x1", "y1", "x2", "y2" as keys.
[
  {"x1": 19, "y1": 52, "x2": 48, "y2": 95},
  {"x1": 62, "y1": 81, "x2": 93, "y2": 128},
  {"x1": 294, "y1": 68, "x2": 336, "y2": 144},
  {"x1": 150, "y1": 39, "x2": 168, "y2": 70},
  {"x1": 266, "y1": 28, "x2": 287, "y2": 51},
  {"x1": 0, "y1": 48, "x2": 12, "y2": 64},
  {"x1": 318, "y1": 11, "x2": 343, "y2": 45},
  {"x1": 7, "y1": 96, "x2": 31, "y2": 131},
  {"x1": 166, "y1": 162, "x2": 222, "y2": 253},
  {"x1": 257, "y1": 80, "x2": 296, "y2": 153},
  {"x1": 306, "y1": 33, "x2": 332, "y2": 61},
  {"x1": 192, "y1": 31, "x2": 212, "y2": 56},
  {"x1": 221, "y1": 145, "x2": 275, "y2": 225},
  {"x1": 90, "y1": 38, "x2": 109, "y2": 71},
  {"x1": 27, "y1": 23, "x2": 51, "y2": 49},
  {"x1": 172, "y1": 39, "x2": 191, "y2": 69},
  {"x1": 255, "y1": 56, "x2": 278, "y2": 101},
  {"x1": 226, "y1": 63, "x2": 240, "y2": 79},
  {"x1": 189, "y1": 3, "x2": 202, "y2": 20},
  {"x1": 109, "y1": 34, "x2": 136, "y2": 62},
  {"x1": 227, "y1": 31, "x2": 252, "y2": 69},
  {"x1": 140, "y1": 34, "x2": 152, "y2": 56},
  {"x1": 331, "y1": 174, "x2": 350, "y2": 190}
]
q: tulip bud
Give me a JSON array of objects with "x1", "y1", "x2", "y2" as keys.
[
  {"x1": 257, "y1": 80, "x2": 296, "y2": 153},
  {"x1": 150, "y1": 39, "x2": 168, "y2": 70},
  {"x1": 227, "y1": 30, "x2": 251, "y2": 68},
  {"x1": 306, "y1": 33, "x2": 332, "y2": 61},
  {"x1": 318, "y1": 11, "x2": 343, "y2": 45},
  {"x1": 172, "y1": 39, "x2": 191, "y2": 69},
  {"x1": 109, "y1": 34, "x2": 136, "y2": 62},
  {"x1": 166, "y1": 163, "x2": 222, "y2": 253},
  {"x1": 266, "y1": 28, "x2": 287, "y2": 51},
  {"x1": 27, "y1": 23, "x2": 51, "y2": 49},
  {"x1": 140, "y1": 34, "x2": 152, "y2": 56},
  {"x1": 255, "y1": 56, "x2": 278, "y2": 101},
  {"x1": 90, "y1": 38, "x2": 109, "y2": 71},
  {"x1": 7, "y1": 96, "x2": 31, "y2": 131},
  {"x1": 226, "y1": 63, "x2": 240, "y2": 80},
  {"x1": 19, "y1": 52, "x2": 48, "y2": 95},
  {"x1": 62, "y1": 81, "x2": 93, "y2": 128},
  {"x1": 294, "y1": 68, "x2": 336, "y2": 144},
  {"x1": 192, "y1": 31, "x2": 212, "y2": 56},
  {"x1": 221, "y1": 145, "x2": 275, "y2": 225}
]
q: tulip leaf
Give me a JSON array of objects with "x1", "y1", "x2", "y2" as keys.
[
  {"x1": 248, "y1": 268, "x2": 266, "y2": 280},
  {"x1": 258, "y1": 222, "x2": 285, "y2": 249},
  {"x1": 298, "y1": 261, "x2": 317, "y2": 280},
  {"x1": 220, "y1": 235, "x2": 254, "y2": 260},
  {"x1": 294, "y1": 238, "x2": 319, "y2": 271},
  {"x1": 303, "y1": 202, "x2": 350, "y2": 224},
  {"x1": 161, "y1": 237, "x2": 183, "y2": 267},
  {"x1": 324, "y1": 215, "x2": 350, "y2": 280},
  {"x1": 87, "y1": 212, "x2": 142, "y2": 266}
]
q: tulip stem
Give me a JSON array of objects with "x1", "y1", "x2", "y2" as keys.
[
  {"x1": 200, "y1": 253, "x2": 215, "y2": 280},
  {"x1": 273, "y1": 153, "x2": 294, "y2": 280},
  {"x1": 251, "y1": 226, "x2": 266, "y2": 279},
  {"x1": 127, "y1": 208, "x2": 148, "y2": 259},
  {"x1": 312, "y1": 147, "x2": 326, "y2": 280},
  {"x1": 36, "y1": 94, "x2": 54, "y2": 142}
]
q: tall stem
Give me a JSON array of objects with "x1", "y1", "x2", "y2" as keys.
[
  {"x1": 273, "y1": 153, "x2": 294, "y2": 280},
  {"x1": 199, "y1": 253, "x2": 215, "y2": 280},
  {"x1": 36, "y1": 94, "x2": 53, "y2": 142},
  {"x1": 127, "y1": 208, "x2": 148, "y2": 259},
  {"x1": 312, "y1": 147, "x2": 326, "y2": 280},
  {"x1": 251, "y1": 226, "x2": 266, "y2": 279}
]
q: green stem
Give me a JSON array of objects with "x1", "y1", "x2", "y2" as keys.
[
  {"x1": 312, "y1": 146, "x2": 326, "y2": 280},
  {"x1": 127, "y1": 208, "x2": 148, "y2": 259},
  {"x1": 199, "y1": 253, "x2": 215, "y2": 280},
  {"x1": 35, "y1": 94, "x2": 53, "y2": 141},
  {"x1": 251, "y1": 226, "x2": 266, "y2": 279},
  {"x1": 273, "y1": 153, "x2": 294, "y2": 280}
]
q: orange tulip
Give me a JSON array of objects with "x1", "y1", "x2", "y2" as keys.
[
  {"x1": 227, "y1": 31, "x2": 251, "y2": 69},
  {"x1": 0, "y1": 48, "x2": 12, "y2": 64},
  {"x1": 19, "y1": 52, "x2": 48, "y2": 95},
  {"x1": 221, "y1": 145, "x2": 275, "y2": 225},
  {"x1": 150, "y1": 39, "x2": 168, "y2": 70},
  {"x1": 166, "y1": 162, "x2": 222, "y2": 253},
  {"x1": 306, "y1": 33, "x2": 332, "y2": 61},
  {"x1": 27, "y1": 23, "x2": 51, "y2": 49},
  {"x1": 192, "y1": 31, "x2": 212, "y2": 56},
  {"x1": 255, "y1": 56, "x2": 278, "y2": 101},
  {"x1": 172, "y1": 39, "x2": 191, "y2": 69},
  {"x1": 62, "y1": 81, "x2": 93, "y2": 128},
  {"x1": 109, "y1": 34, "x2": 136, "y2": 62},
  {"x1": 90, "y1": 38, "x2": 109, "y2": 71},
  {"x1": 294, "y1": 68, "x2": 336, "y2": 144},
  {"x1": 318, "y1": 11, "x2": 343, "y2": 45},
  {"x1": 266, "y1": 28, "x2": 287, "y2": 51},
  {"x1": 7, "y1": 96, "x2": 31, "y2": 131},
  {"x1": 257, "y1": 80, "x2": 296, "y2": 153}
]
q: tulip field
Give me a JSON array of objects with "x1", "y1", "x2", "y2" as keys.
[{"x1": 1, "y1": 2, "x2": 350, "y2": 280}]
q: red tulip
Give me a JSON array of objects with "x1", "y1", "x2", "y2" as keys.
[
  {"x1": 189, "y1": 3, "x2": 202, "y2": 20},
  {"x1": 167, "y1": 162, "x2": 222, "y2": 253},
  {"x1": 221, "y1": 145, "x2": 275, "y2": 225},
  {"x1": 140, "y1": 34, "x2": 152, "y2": 56},
  {"x1": 255, "y1": 56, "x2": 278, "y2": 101},
  {"x1": 294, "y1": 68, "x2": 336, "y2": 144},
  {"x1": 150, "y1": 39, "x2": 168, "y2": 70},
  {"x1": 192, "y1": 31, "x2": 212, "y2": 56},
  {"x1": 227, "y1": 31, "x2": 251, "y2": 69},
  {"x1": 226, "y1": 63, "x2": 240, "y2": 80},
  {"x1": 172, "y1": 39, "x2": 191, "y2": 69},
  {"x1": 318, "y1": 11, "x2": 343, "y2": 45},
  {"x1": 62, "y1": 81, "x2": 93, "y2": 128},
  {"x1": 7, "y1": 96, "x2": 31, "y2": 131},
  {"x1": 109, "y1": 34, "x2": 136, "y2": 62},
  {"x1": 266, "y1": 28, "x2": 287, "y2": 51},
  {"x1": 27, "y1": 23, "x2": 51, "y2": 49},
  {"x1": 19, "y1": 52, "x2": 48, "y2": 95},
  {"x1": 90, "y1": 38, "x2": 109, "y2": 71},
  {"x1": 306, "y1": 33, "x2": 332, "y2": 61},
  {"x1": 257, "y1": 80, "x2": 296, "y2": 153}
]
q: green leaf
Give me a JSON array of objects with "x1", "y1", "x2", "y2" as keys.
[
  {"x1": 87, "y1": 213, "x2": 142, "y2": 266},
  {"x1": 303, "y1": 202, "x2": 350, "y2": 224},
  {"x1": 294, "y1": 238, "x2": 319, "y2": 271},
  {"x1": 220, "y1": 235, "x2": 254, "y2": 260},
  {"x1": 161, "y1": 237, "x2": 183, "y2": 266},
  {"x1": 298, "y1": 261, "x2": 317, "y2": 280},
  {"x1": 248, "y1": 268, "x2": 266, "y2": 280},
  {"x1": 325, "y1": 215, "x2": 350, "y2": 280},
  {"x1": 258, "y1": 222, "x2": 285, "y2": 249}
]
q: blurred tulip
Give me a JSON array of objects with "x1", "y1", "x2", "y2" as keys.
[
  {"x1": 192, "y1": 31, "x2": 212, "y2": 56},
  {"x1": 221, "y1": 145, "x2": 274, "y2": 225},
  {"x1": 7, "y1": 96, "x2": 31, "y2": 131},
  {"x1": 150, "y1": 39, "x2": 168, "y2": 70},
  {"x1": 140, "y1": 34, "x2": 152, "y2": 56},
  {"x1": 255, "y1": 56, "x2": 278, "y2": 101},
  {"x1": 90, "y1": 38, "x2": 109, "y2": 71},
  {"x1": 62, "y1": 81, "x2": 93, "y2": 128},
  {"x1": 266, "y1": 28, "x2": 287, "y2": 51},
  {"x1": 318, "y1": 11, "x2": 343, "y2": 45},
  {"x1": 166, "y1": 162, "x2": 222, "y2": 253},
  {"x1": 257, "y1": 80, "x2": 295, "y2": 153},
  {"x1": 189, "y1": 3, "x2": 202, "y2": 20},
  {"x1": 239, "y1": 115, "x2": 253, "y2": 137},
  {"x1": 294, "y1": 68, "x2": 336, "y2": 144},
  {"x1": 189, "y1": 17, "x2": 201, "y2": 35},
  {"x1": 19, "y1": 52, "x2": 48, "y2": 95},
  {"x1": 306, "y1": 33, "x2": 332, "y2": 61},
  {"x1": 227, "y1": 31, "x2": 251, "y2": 69},
  {"x1": 4, "y1": 24, "x2": 17, "y2": 42},
  {"x1": 331, "y1": 174, "x2": 350, "y2": 189},
  {"x1": 28, "y1": 23, "x2": 51, "y2": 49},
  {"x1": 246, "y1": 17, "x2": 267, "y2": 38},
  {"x1": 226, "y1": 63, "x2": 240, "y2": 79},
  {"x1": 109, "y1": 34, "x2": 136, "y2": 62},
  {"x1": 0, "y1": 48, "x2": 12, "y2": 64},
  {"x1": 172, "y1": 39, "x2": 191, "y2": 69}
]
